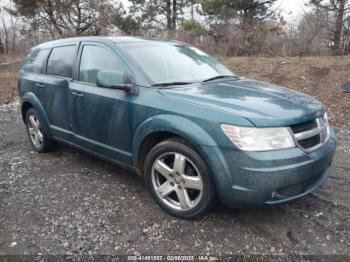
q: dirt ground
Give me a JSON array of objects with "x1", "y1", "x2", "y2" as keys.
[{"x1": 0, "y1": 56, "x2": 350, "y2": 257}]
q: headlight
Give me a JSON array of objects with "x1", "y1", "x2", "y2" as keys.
[{"x1": 221, "y1": 124, "x2": 295, "y2": 151}]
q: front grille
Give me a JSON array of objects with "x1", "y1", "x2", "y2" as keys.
[
  {"x1": 290, "y1": 120, "x2": 318, "y2": 134},
  {"x1": 298, "y1": 135, "x2": 321, "y2": 149},
  {"x1": 277, "y1": 184, "x2": 306, "y2": 197},
  {"x1": 290, "y1": 116, "x2": 329, "y2": 152}
]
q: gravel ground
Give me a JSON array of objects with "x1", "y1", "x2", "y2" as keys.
[{"x1": 0, "y1": 102, "x2": 349, "y2": 257}]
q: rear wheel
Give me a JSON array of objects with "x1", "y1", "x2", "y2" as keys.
[
  {"x1": 25, "y1": 108, "x2": 56, "y2": 153},
  {"x1": 144, "y1": 139, "x2": 215, "y2": 219}
]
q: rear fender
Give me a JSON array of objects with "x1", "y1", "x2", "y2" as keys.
[{"x1": 22, "y1": 92, "x2": 51, "y2": 138}]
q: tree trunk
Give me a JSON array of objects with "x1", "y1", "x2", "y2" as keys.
[
  {"x1": 76, "y1": 3, "x2": 82, "y2": 35},
  {"x1": 166, "y1": 0, "x2": 172, "y2": 30},
  {"x1": 0, "y1": 31, "x2": 4, "y2": 54},
  {"x1": 46, "y1": 0, "x2": 63, "y2": 36},
  {"x1": 0, "y1": 14, "x2": 9, "y2": 53},
  {"x1": 333, "y1": 0, "x2": 346, "y2": 55},
  {"x1": 172, "y1": 0, "x2": 177, "y2": 30},
  {"x1": 190, "y1": 0, "x2": 194, "y2": 21},
  {"x1": 11, "y1": 20, "x2": 17, "y2": 53}
]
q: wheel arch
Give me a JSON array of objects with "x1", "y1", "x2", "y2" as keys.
[
  {"x1": 132, "y1": 114, "x2": 217, "y2": 174},
  {"x1": 21, "y1": 92, "x2": 52, "y2": 138},
  {"x1": 21, "y1": 101, "x2": 33, "y2": 122}
]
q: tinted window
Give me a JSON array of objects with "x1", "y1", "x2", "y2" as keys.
[
  {"x1": 24, "y1": 49, "x2": 50, "y2": 74},
  {"x1": 47, "y1": 45, "x2": 76, "y2": 78},
  {"x1": 79, "y1": 45, "x2": 123, "y2": 84}
]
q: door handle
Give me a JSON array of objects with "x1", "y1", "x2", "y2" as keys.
[
  {"x1": 72, "y1": 91, "x2": 84, "y2": 97},
  {"x1": 35, "y1": 83, "x2": 45, "y2": 88}
]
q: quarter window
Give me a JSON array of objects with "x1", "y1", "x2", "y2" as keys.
[
  {"x1": 79, "y1": 45, "x2": 123, "y2": 85},
  {"x1": 24, "y1": 49, "x2": 50, "y2": 74},
  {"x1": 47, "y1": 45, "x2": 76, "y2": 78}
]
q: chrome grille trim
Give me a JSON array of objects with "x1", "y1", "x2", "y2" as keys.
[
  {"x1": 289, "y1": 115, "x2": 330, "y2": 153},
  {"x1": 290, "y1": 120, "x2": 318, "y2": 134},
  {"x1": 294, "y1": 127, "x2": 323, "y2": 140}
]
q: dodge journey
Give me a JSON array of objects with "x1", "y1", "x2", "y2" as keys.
[{"x1": 18, "y1": 37, "x2": 336, "y2": 219}]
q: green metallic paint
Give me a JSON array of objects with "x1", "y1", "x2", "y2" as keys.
[
  {"x1": 159, "y1": 79, "x2": 325, "y2": 127},
  {"x1": 132, "y1": 114, "x2": 219, "y2": 166},
  {"x1": 21, "y1": 92, "x2": 52, "y2": 138},
  {"x1": 206, "y1": 129, "x2": 336, "y2": 207},
  {"x1": 18, "y1": 36, "x2": 337, "y2": 207}
]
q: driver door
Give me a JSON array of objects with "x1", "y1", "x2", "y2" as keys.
[{"x1": 69, "y1": 42, "x2": 133, "y2": 165}]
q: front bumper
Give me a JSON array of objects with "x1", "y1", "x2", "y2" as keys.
[{"x1": 199, "y1": 128, "x2": 337, "y2": 207}]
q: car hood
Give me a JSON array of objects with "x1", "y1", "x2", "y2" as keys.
[{"x1": 159, "y1": 78, "x2": 325, "y2": 127}]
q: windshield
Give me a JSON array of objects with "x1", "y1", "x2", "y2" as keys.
[{"x1": 119, "y1": 43, "x2": 235, "y2": 85}]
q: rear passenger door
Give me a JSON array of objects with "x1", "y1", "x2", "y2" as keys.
[
  {"x1": 36, "y1": 44, "x2": 77, "y2": 141},
  {"x1": 69, "y1": 42, "x2": 133, "y2": 165}
]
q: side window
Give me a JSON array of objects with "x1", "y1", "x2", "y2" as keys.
[
  {"x1": 24, "y1": 49, "x2": 50, "y2": 74},
  {"x1": 79, "y1": 45, "x2": 123, "y2": 85},
  {"x1": 47, "y1": 45, "x2": 76, "y2": 78}
]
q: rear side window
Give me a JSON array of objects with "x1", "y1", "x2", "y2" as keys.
[
  {"x1": 24, "y1": 49, "x2": 50, "y2": 74},
  {"x1": 47, "y1": 45, "x2": 76, "y2": 78},
  {"x1": 79, "y1": 45, "x2": 123, "y2": 84}
]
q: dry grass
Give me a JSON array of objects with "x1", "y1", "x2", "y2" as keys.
[{"x1": 0, "y1": 60, "x2": 21, "y2": 105}]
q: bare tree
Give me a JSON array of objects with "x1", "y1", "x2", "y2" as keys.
[
  {"x1": 5, "y1": 1, "x2": 19, "y2": 53},
  {"x1": 309, "y1": 0, "x2": 350, "y2": 54},
  {"x1": 0, "y1": 20, "x2": 3, "y2": 54},
  {"x1": 11, "y1": 0, "x2": 110, "y2": 37},
  {"x1": 0, "y1": 8, "x2": 9, "y2": 53}
]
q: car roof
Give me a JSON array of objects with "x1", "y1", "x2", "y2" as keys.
[{"x1": 33, "y1": 36, "x2": 185, "y2": 50}]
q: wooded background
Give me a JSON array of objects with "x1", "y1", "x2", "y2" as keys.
[{"x1": 0, "y1": 0, "x2": 349, "y2": 57}]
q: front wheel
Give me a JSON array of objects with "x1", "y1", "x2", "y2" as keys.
[{"x1": 144, "y1": 139, "x2": 216, "y2": 219}]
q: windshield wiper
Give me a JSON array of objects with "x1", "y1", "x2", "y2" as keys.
[
  {"x1": 152, "y1": 81, "x2": 193, "y2": 87},
  {"x1": 202, "y1": 75, "x2": 238, "y2": 82}
]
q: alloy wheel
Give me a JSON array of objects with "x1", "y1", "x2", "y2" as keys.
[
  {"x1": 27, "y1": 114, "x2": 44, "y2": 148},
  {"x1": 151, "y1": 152, "x2": 203, "y2": 211}
]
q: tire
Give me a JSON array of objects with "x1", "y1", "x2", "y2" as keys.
[
  {"x1": 25, "y1": 108, "x2": 56, "y2": 153},
  {"x1": 144, "y1": 138, "x2": 216, "y2": 219}
]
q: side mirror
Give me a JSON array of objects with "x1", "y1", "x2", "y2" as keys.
[{"x1": 96, "y1": 70, "x2": 139, "y2": 95}]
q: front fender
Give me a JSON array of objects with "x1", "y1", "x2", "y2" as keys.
[
  {"x1": 22, "y1": 92, "x2": 51, "y2": 138},
  {"x1": 132, "y1": 114, "x2": 217, "y2": 166}
]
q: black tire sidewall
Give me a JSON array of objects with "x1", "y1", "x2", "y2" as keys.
[{"x1": 144, "y1": 140, "x2": 215, "y2": 219}]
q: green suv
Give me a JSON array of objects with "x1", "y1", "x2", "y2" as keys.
[{"x1": 18, "y1": 37, "x2": 336, "y2": 219}]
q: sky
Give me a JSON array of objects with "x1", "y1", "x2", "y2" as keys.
[{"x1": 276, "y1": 0, "x2": 308, "y2": 24}]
